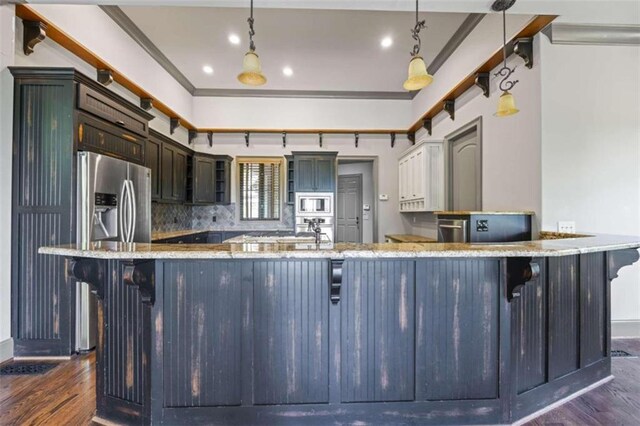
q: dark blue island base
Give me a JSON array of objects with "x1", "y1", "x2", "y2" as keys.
[{"x1": 60, "y1": 245, "x2": 639, "y2": 425}]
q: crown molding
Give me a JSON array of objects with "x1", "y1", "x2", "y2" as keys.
[{"x1": 542, "y1": 23, "x2": 640, "y2": 46}]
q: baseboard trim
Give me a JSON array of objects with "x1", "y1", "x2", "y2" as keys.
[
  {"x1": 512, "y1": 375, "x2": 614, "y2": 425},
  {"x1": 0, "y1": 338, "x2": 13, "y2": 363},
  {"x1": 612, "y1": 320, "x2": 640, "y2": 338},
  {"x1": 13, "y1": 355, "x2": 72, "y2": 361}
]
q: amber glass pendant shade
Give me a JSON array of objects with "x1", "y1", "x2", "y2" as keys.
[
  {"x1": 495, "y1": 91, "x2": 519, "y2": 117},
  {"x1": 403, "y1": 55, "x2": 433, "y2": 91},
  {"x1": 238, "y1": 50, "x2": 267, "y2": 86}
]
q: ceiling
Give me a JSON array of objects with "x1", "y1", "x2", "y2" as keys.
[{"x1": 116, "y1": 6, "x2": 470, "y2": 95}]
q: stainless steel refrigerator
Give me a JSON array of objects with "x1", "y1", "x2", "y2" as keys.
[{"x1": 76, "y1": 151, "x2": 151, "y2": 351}]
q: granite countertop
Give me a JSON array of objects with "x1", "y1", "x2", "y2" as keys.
[
  {"x1": 385, "y1": 234, "x2": 437, "y2": 243},
  {"x1": 435, "y1": 211, "x2": 536, "y2": 216},
  {"x1": 152, "y1": 228, "x2": 290, "y2": 240},
  {"x1": 39, "y1": 234, "x2": 640, "y2": 260}
]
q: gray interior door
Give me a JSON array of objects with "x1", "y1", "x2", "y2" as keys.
[
  {"x1": 337, "y1": 174, "x2": 362, "y2": 243},
  {"x1": 450, "y1": 130, "x2": 481, "y2": 210}
]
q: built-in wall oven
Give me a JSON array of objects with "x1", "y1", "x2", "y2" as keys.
[{"x1": 295, "y1": 192, "x2": 335, "y2": 242}]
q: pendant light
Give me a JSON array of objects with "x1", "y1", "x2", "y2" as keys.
[
  {"x1": 492, "y1": 0, "x2": 519, "y2": 117},
  {"x1": 238, "y1": 0, "x2": 267, "y2": 86},
  {"x1": 403, "y1": 0, "x2": 433, "y2": 91}
]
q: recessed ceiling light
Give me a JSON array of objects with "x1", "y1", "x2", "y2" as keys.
[
  {"x1": 282, "y1": 66, "x2": 293, "y2": 77},
  {"x1": 228, "y1": 34, "x2": 241, "y2": 45},
  {"x1": 202, "y1": 65, "x2": 214, "y2": 75},
  {"x1": 381, "y1": 36, "x2": 393, "y2": 48}
]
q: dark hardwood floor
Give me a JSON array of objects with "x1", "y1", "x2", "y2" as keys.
[{"x1": 0, "y1": 340, "x2": 639, "y2": 425}]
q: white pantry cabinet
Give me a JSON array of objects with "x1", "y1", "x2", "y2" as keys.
[{"x1": 398, "y1": 140, "x2": 445, "y2": 212}]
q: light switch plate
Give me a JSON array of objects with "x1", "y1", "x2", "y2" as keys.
[
  {"x1": 379, "y1": 194, "x2": 389, "y2": 201},
  {"x1": 557, "y1": 221, "x2": 576, "y2": 233}
]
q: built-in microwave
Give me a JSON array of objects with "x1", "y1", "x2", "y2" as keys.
[{"x1": 295, "y1": 192, "x2": 333, "y2": 216}]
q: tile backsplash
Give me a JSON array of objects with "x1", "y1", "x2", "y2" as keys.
[{"x1": 152, "y1": 203, "x2": 294, "y2": 232}]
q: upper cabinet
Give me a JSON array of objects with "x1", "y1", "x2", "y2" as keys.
[
  {"x1": 186, "y1": 153, "x2": 232, "y2": 205},
  {"x1": 398, "y1": 141, "x2": 445, "y2": 212},
  {"x1": 285, "y1": 155, "x2": 294, "y2": 204},
  {"x1": 293, "y1": 152, "x2": 338, "y2": 192}
]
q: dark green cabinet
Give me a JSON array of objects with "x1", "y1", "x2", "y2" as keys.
[
  {"x1": 77, "y1": 113, "x2": 145, "y2": 165},
  {"x1": 214, "y1": 156, "x2": 233, "y2": 204},
  {"x1": 293, "y1": 152, "x2": 337, "y2": 192},
  {"x1": 285, "y1": 155, "x2": 295, "y2": 204}
]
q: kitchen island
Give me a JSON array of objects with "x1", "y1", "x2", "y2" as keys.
[{"x1": 40, "y1": 235, "x2": 640, "y2": 425}]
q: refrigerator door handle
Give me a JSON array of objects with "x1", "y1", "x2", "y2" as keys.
[
  {"x1": 128, "y1": 180, "x2": 137, "y2": 241},
  {"x1": 119, "y1": 180, "x2": 127, "y2": 242}
]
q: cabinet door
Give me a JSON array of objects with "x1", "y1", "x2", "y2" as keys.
[
  {"x1": 145, "y1": 138, "x2": 162, "y2": 200},
  {"x1": 413, "y1": 148, "x2": 425, "y2": 200},
  {"x1": 295, "y1": 158, "x2": 316, "y2": 192},
  {"x1": 77, "y1": 113, "x2": 145, "y2": 165},
  {"x1": 399, "y1": 158, "x2": 408, "y2": 202},
  {"x1": 194, "y1": 156, "x2": 215, "y2": 203},
  {"x1": 173, "y1": 149, "x2": 187, "y2": 202},
  {"x1": 426, "y1": 143, "x2": 445, "y2": 211},
  {"x1": 207, "y1": 232, "x2": 224, "y2": 244},
  {"x1": 315, "y1": 157, "x2": 335, "y2": 192},
  {"x1": 161, "y1": 145, "x2": 175, "y2": 200}
]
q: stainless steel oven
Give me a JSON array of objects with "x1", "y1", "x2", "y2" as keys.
[{"x1": 296, "y1": 192, "x2": 333, "y2": 216}]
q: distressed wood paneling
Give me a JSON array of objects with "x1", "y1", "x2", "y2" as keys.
[
  {"x1": 415, "y1": 259, "x2": 500, "y2": 401},
  {"x1": 580, "y1": 252, "x2": 606, "y2": 367},
  {"x1": 104, "y1": 263, "x2": 146, "y2": 405},
  {"x1": 163, "y1": 261, "x2": 246, "y2": 407},
  {"x1": 512, "y1": 258, "x2": 547, "y2": 394},
  {"x1": 12, "y1": 78, "x2": 75, "y2": 355},
  {"x1": 548, "y1": 256, "x2": 580, "y2": 379},
  {"x1": 253, "y1": 260, "x2": 330, "y2": 405},
  {"x1": 340, "y1": 260, "x2": 415, "y2": 402}
]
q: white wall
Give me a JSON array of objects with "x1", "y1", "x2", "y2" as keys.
[
  {"x1": 192, "y1": 132, "x2": 413, "y2": 242},
  {"x1": 540, "y1": 36, "x2": 640, "y2": 335},
  {"x1": 0, "y1": 4, "x2": 15, "y2": 362},
  {"x1": 407, "y1": 36, "x2": 543, "y2": 238},
  {"x1": 338, "y1": 161, "x2": 375, "y2": 243}
]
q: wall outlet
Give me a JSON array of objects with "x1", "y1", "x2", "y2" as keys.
[
  {"x1": 379, "y1": 194, "x2": 389, "y2": 201},
  {"x1": 212, "y1": 215, "x2": 217, "y2": 222},
  {"x1": 557, "y1": 221, "x2": 576, "y2": 233}
]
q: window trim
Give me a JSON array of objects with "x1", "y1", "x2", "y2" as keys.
[{"x1": 237, "y1": 157, "x2": 284, "y2": 222}]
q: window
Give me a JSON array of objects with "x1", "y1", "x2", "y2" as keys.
[{"x1": 238, "y1": 159, "x2": 282, "y2": 220}]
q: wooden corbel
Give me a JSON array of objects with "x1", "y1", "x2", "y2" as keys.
[
  {"x1": 330, "y1": 259, "x2": 344, "y2": 304},
  {"x1": 506, "y1": 257, "x2": 540, "y2": 301},
  {"x1": 514, "y1": 38, "x2": 534, "y2": 69},
  {"x1": 475, "y1": 72, "x2": 490, "y2": 98},
  {"x1": 122, "y1": 261, "x2": 156, "y2": 306},
  {"x1": 607, "y1": 249, "x2": 640, "y2": 281},
  {"x1": 170, "y1": 117, "x2": 180, "y2": 135},
  {"x1": 23, "y1": 20, "x2": 47, "y2": 56},
  {"x1": 68, "y1": 258, "x2": 106, "y2": 300},
  {"x1": 97, "y1": 69, "x2": 113, "y2": 86}
]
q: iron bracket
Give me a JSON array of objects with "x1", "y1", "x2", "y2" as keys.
[
  {"x1": 319, "y1": 132, "x2": 323, "y2": 148},
  {"x1": 170, "y1": 117, "x2": 180, "y2": 135},
  {"x1": 245, "y1": 131, "x2": 250, "y2": 147},
  {"x1": 23, "y1": 20, "x2": 47, "y2": 56},
  {"x1": 354, "y1": 132, "x2": 359, "y2": 148},
  {"x1": 282, "y1": 131, "x2": 287, "y2": 148},
  {"x1": 390, "y1": 132, "x2": 396, "y2": 148},
  {"x1": 443, "y1": 99, "x2": 455, "y2": 121},
  {"x1": 514, "y1": 38, "x2": 534, "y2": 69},
  {"x1": 188, "y1": 129, "x2": 198, "y2": 145},
  {"x1": 423, "y1": 118, "x2": 432, "y2": 136},
  {"x1": 140, "y1": 97, "x2": 153, "y2": 111},
  {"x1": 408, "y1": 132, "x2": 416, "y2": 145},
  {"x1": 97, "y1": 69, "x2": 113, "y2": 86},
  {"x1": 207, "y1": 131, "x2": 213, "y2": 147},
  {"x1": 475, "y1": 72, "x2": 491, "y2": 98}
]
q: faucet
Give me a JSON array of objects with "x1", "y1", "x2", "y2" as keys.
[{"x1": 307, "y1": 218, "x2": 322, "y2": 244}]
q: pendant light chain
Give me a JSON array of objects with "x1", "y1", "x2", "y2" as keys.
[
  {"x1": 410, "y1": 0, "x2": 426, "y2": 57},
  {"x1": 248, "y1": 0, "x2": 256, "y2": 52}
]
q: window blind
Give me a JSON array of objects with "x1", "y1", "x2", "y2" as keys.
[{"x1": 239, "y1": 161, "x2": 281, "y2": 220}]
